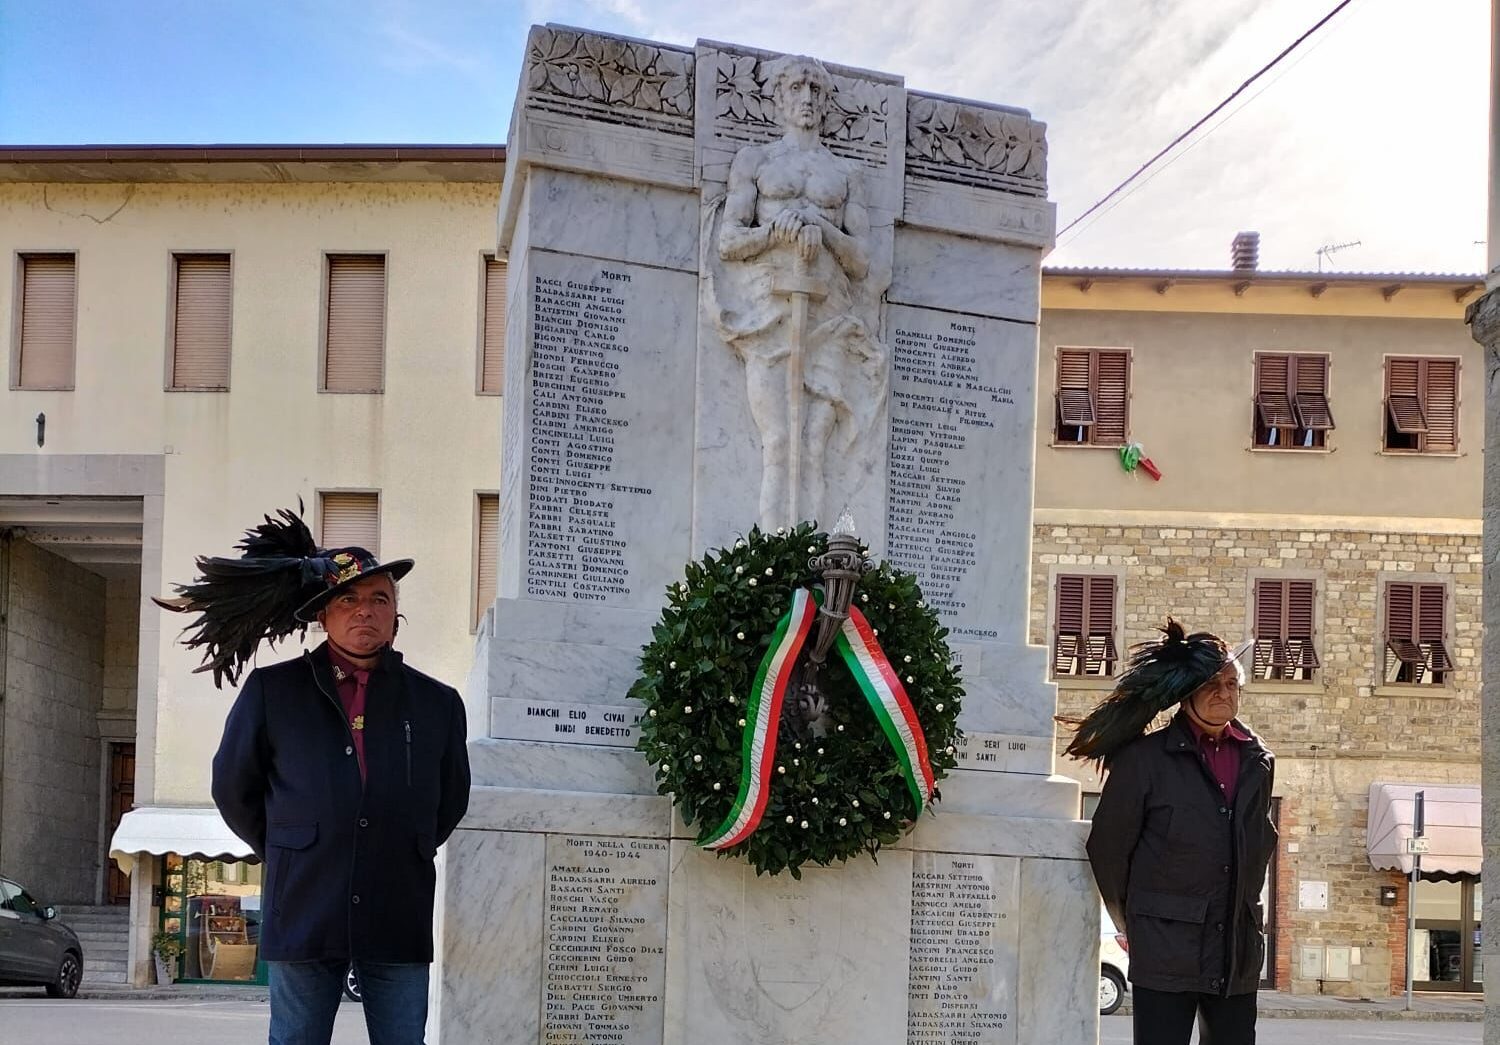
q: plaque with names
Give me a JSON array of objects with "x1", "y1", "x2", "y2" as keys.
[
  {"x1": 491, "y1": 697, "x2": 642, "y2": 747},
  {"x1": 520, "y1": 251, "x2": 696, "y2": 610},
  {"x1": 542, "y1": 834, "x2": 669, "y2": 1044},
  {"x1": 883, "y1": 305, "x2": 1034, "y2": 641},
  {"x1": 951, "y1": 732, "x2": 1050, "y2": 775},
  {"x1": 908, "y1": 853, "x2": 1019, "y2": 1045}
]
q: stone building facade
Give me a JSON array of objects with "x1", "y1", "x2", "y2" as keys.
[{"x1": 1034, "y1": 265, "x2": 1485, "y2": 997}]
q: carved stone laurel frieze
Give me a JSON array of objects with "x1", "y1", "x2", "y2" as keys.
[
  {"x1": 524, "y1": 28, "x2": 695, "y2": 134},
  {"x1": 906, "y1": 93, "x2": 1047, "y2": 196}
]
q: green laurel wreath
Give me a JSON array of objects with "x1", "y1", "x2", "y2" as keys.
[{"x1": 630, "y1": 522, "x2": 964, "y2": 877}]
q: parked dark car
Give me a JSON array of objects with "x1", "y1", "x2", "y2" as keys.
[{"x1": 0, "y1": 876, "x2": 83, "y2": 998}]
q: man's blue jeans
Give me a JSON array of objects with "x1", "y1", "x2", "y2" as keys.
[{"x1": 268, "y1": 960, "x2": 429, "y2": 1045}]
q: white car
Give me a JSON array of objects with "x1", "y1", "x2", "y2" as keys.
[{"x1": 1099, "y1": 906, "x2": 1130, "y2": 1016}]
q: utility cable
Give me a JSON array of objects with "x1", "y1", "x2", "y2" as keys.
[{"x1": 1056, "y1": 0, "x2": 1360, "y2": 240}]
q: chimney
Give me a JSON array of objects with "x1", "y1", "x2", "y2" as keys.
[{"x1": 1231, "y1": 231, "x2": 1260, "y2": 271}]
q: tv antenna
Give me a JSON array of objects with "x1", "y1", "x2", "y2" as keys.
[{"x1": 1315, "y1": 240, "x2": 1361, "y2": 272}]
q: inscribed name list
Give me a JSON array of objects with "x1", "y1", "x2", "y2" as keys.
[
  {"x1": 542, "y1": 834, "x2": 669, "y2": 1045},
  {"x1": 884, "y1": 305, "x2": 1030, "y2": 640},
  {"x1": 908, "y1": 853, "x2": 1020, "y2": 1045},
  {"x1": 525, "y1": 251, "x2": 696, "y2": 609}
]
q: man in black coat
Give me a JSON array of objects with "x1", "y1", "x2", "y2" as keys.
[
  {"x1": 1067, "y1": 620, "x2": 1276, "y2": 1045},
  {"x1": 186, "y1": 535, "x2": 469, "y2": 1045}
]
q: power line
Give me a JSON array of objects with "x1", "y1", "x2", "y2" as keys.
[
  {"x1": 1054, "y1": 9, "x2": 1347, "y2": 254},
  {"x1": 1056, "y1": 0, "x2": 1360, "y2": 240}
]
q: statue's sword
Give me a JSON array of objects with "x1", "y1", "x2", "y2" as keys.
[{"x1": 772, "y1": 252, "x2": 827, "y2": 524}]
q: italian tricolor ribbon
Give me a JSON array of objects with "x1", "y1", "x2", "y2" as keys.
[{"x1": 699, "y1": 588, "x2": 936, "y2": 850}]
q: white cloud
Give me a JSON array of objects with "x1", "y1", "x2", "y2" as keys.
[{"x1": 508, "y1": 0, "x2": 1488, "y2": 273}]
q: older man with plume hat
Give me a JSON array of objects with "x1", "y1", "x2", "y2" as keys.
[
  {"x1": 1066, "y1": 619, "x2": 1275, "y2": 1045},
  {"x1": 157, "y1": 506, "x2": 470, "y2": 1045}
]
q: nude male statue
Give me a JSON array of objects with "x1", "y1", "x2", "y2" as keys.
[{"x1": 715, "y1": 55, "x2": 886, "y2": 528}]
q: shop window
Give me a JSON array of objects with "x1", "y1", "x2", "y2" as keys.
[
  {"x1": 1054, "y1": 348, "x2": 1129, "y2": 446},
  {"x1": 1052, "y1": 574, "x2": 1118, "y2": 677},
  {"x1": 1252, "y1": 578, "x2": 1320, "y2": 681},
  {"x1": 159, "y1": 854, "x2": 264, "y2": 983},
  {"x1": 1253, "y1": 353, "x2": 1333, "y2": 449}
]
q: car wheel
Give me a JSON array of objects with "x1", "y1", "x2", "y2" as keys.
[
  {"x1": 1098, "y1": 967, "x2": 1125, "y2": 1016},
  {"x1": 343, "y1": 965, "x2": 362, "y2": 1003},
  {"x1": 46, "y1": 951, "x2": 82, "y2": 999}
]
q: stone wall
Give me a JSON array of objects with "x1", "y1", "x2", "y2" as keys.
[
  {"x1": 1, "y1": 537, "x2": 106, "y2": 903},
  {"x1": 1032, "y1": 522, "x2": 1482, "y2": 997}
]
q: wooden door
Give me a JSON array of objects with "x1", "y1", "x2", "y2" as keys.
[{"x1": 105, "y1": 743, "x2": 135, "y2": 905}]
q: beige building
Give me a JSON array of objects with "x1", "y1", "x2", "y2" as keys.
[
  {"x1": 0, "y1": 146, "x2": 505, "y2": 985},
  {"x1": 1034, "y1": 253, "x2": 1485, "y2": 997}
]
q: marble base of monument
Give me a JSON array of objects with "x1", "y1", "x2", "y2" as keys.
[{"x1": 436, "y1": 751, "x2": 1095, "y2": 1045}]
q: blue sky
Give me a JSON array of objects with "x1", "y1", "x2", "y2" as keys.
[
  {"x1": 0, "y1": 1, "x2": 529, "y2": 143},
  {"x1": 0, "y1": 0, "x2": 1489, "y2": 272}
]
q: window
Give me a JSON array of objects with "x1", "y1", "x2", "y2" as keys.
[
  {"x1": 169, "y1": 254, "x2": 232, "y2": 389},
  {"x1": 1383, "y1": 582, "x2": 1451, "y2": 685},
  {"x1": 1054, "y1": 348, "x2": 1129, "y2": 446},
  {"x1": 13, "y1": 253, "x2": 77, "y2": 389},
  {"x1": 1052, "y1": 574, "x2": 1118, "y2": 677},
  {"x1": 158, "y1": 854, "x2": 264, "y2": 983},
  {"x1": 474, "y1": 493, "x2": 499, "y2": 629},
  {"x1": 479, "y1": 256, "x2": 506, "y2": 395},
  {"x1": 323, "y1": 254, "x2": 386, "y2": 392},
  {"x1": 1251, "y1": 578, "x2": 1320, "y2": 681},
  {"x1": 1385, "y1": 357, "x2": 1459, "y2": 453},
  {"x1": 319, "y1": 491, "x2": 380, "y2": 554},
  {"x1": 1253, "y1": 353, "x2": 1333, "y2": 448}
]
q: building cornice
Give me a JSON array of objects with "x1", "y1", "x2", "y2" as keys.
[{"x1": 0, "y1": 144, "x2": 506, "y2": 184}]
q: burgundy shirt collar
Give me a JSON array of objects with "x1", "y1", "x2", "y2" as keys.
[{"x1": 1185, "y1": 717, "x2": 1251, "y2": 744}]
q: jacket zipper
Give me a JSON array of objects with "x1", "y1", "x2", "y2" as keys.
[{"x1": 404, "y1": 719, "x2": 412, "y2": 786}]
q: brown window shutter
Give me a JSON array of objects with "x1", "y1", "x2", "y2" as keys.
[
  {"x1": 1384, "y1": 582, "x2": 1423, "y2": 680},
  {"x1": 481, "y1": 258, "x2": 506, "y2": 394},
  {"x1": 1291, "y1": 356, "x2": 1334, "y2": 431},
  {"x1": 1422, "y1": 360, "x2": 1458, "y2": 452},
  {"x1": 1053, "y1": 575, "x2": 1085, "y2": 675},
  {"x1": 1286, "y1": 579, "x2": 1320, "y2": 672},
  {"x1": 474, "y1": 493, "x2": 500, "y2": 628},
  {"x1": 1252, "y1": 579, "x2": 1288, "y2": 677},
  {"x1": 1083, "y1": 575, "x2": 1117, "y2": 675},
  {"x1": 1386, "y1": 358, "x2": 1428, "y2": 434},
  {"x1": 1416, "y1": 583, "x2": 1452, "y2": 674},
  {"x1": 1091, "y1": 351, "x2": 1129, "y2": 444},
  {"x1": 1254, "y1": 354, "x2": 1296, "y2": 428},
  {"x1": 18, "y1": 254, "x2": 76, "y2": 389},
  {"x1": 1056, "y1": 350, "x2": 1095, "y2": 426},
  {"x1": 325, "y1": 255, "x2": 385, "y2": 392},
  {"x1": 171, "y1": 254, "x2": 231, "y2": 389},
  {"x1": 320, "y1": 492, "x2": 380, "y2": 555}
]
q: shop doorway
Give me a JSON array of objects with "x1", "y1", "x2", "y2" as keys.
[{"x1": 1413, "y1": 875, "x2": 1482, "y2": 992}]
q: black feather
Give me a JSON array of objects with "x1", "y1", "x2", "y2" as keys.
[
  {"x1": 1063, "y1": 617, "x2": 1228, "y2": 766},
  {"x1": 156, "y1": 506, "x2": 321, "y2": 688}
]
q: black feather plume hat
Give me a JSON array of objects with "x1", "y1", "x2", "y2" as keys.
[
  {"x1": 153, "y1": 504, "x2": 413, "y2": 688},
  {"x1": 1063, "y1": 618, "x2": 1242, "y2": 766}
]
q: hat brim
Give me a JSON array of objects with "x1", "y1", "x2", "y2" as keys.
[{"x1": 293, "y1": 559, "x2": 415, "y2": 622}]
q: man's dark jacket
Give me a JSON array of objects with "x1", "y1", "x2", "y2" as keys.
[
  {"x1": 1086, "y1": 711, "x2": 1276, "y2": 996},
  {"x1": 211, "y1": 643, "x2": 470, "y2": 963}
]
